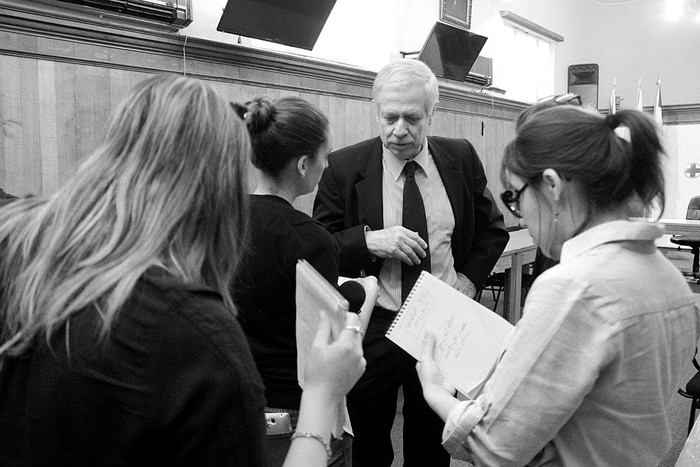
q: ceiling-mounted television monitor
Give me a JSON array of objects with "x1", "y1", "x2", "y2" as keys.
[
  {"x1": 217, "y1": 0, "x2": 337, "y2": 51},
  {"x1": 418, "y1": 21, "x2": 488, "y2": 82}
]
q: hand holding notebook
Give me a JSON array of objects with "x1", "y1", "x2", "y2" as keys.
[
  {"x1": 385, "y1": 270, "x2": 513, "y2": 396},
  {"x1": 295, "y1": 260, "x2": 377, "y2": 436}
]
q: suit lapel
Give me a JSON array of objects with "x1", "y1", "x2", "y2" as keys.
[{"x1": 355, "y1": 138, "x2": 384, "y2": 230}]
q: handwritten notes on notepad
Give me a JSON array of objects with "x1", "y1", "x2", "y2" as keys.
[{"x1": 386, "y1": 271, "x2": 514, "y2": 396}]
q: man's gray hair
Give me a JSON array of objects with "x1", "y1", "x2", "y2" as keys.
[{"x1": 372, "y1": 59, "x2": 439, "y2": 113}]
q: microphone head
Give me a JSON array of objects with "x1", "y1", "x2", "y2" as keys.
[{"x1": 338, "y1": 280, "x2": 366, "y2": 314}]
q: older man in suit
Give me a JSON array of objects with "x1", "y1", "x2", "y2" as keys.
[{"x1": 313, "y1": 59, "x2": 508, "y2": 467}]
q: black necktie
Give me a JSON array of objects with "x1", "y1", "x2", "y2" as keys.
[{"x1": 401, "y1": 161, "x2": 430, "y2": 303}]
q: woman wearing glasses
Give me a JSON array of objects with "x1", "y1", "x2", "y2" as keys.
[{"x1": 417, "y1": 106, "x2": 700, "y2": 466}]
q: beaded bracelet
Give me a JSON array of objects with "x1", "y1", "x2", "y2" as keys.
[{"x1": 290, "y1": 431, "x2": 332, "y2": 460}]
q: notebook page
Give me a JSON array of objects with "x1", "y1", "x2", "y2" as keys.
[{"x1": 386, "y1": 271, "x2": 513, "y2": 395}]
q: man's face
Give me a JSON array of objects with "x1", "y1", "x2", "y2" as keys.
[{"x1": 375, "y1": 83, "x2": 435, "y2": 160}]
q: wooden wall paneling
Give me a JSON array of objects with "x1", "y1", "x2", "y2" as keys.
[
  {"x1": 0, "y1": 5, "x2": 529, "y2": 202},
  {"x1": 297, "y1": 91, "x2": 320, "y2": 111},
  {"x1": 228, "y1": 80, "x2": 251, "y2": 104},
  {"x1": 72, "y1": 66, "x2": 111, "y2": 176},
  {"x1": 429, "y1": 111, "x2": 444, "y2": 138},
  {"x1": 19, "y1": 57, "x2": 41, "y2": 197},
  {"x1": 38, "y1": 60, "x2": 59, "y2": 196},
  {"x1": 108, "y1": 68, "x2": 149, "y2": 113},
  {"x1": 331, "y1": 95, "x2": 347, "y2": 148},
  {"x1": 451, "y1": 110, "x2": 462, "y2": 138},
  {"x1": 363, "y1": 99, "x2": 378, "y2": 143},
  {"x1": 344, "y1": 98, "x2": 369, "y2": 147},
  {"x1": 0, "y1": 54, "x2": 23, "y2": 193},
  {"x1": 54, "y1": 62, "x2": 80, "y2": 189},
  {"x1": 315, "y1": 93, "x2": 335, "y2": 142},
  {"x1": 432, "y1": 110, "x2": 447, "y2": 137},
  {"x1": 186, "y1": 57, "x2": 237, "y2": 82}
]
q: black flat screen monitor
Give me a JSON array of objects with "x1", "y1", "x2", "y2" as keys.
[
  {"x1": 217, "y1": 0, "x2": 337, "y2": 51},
  {"x1": 418, "y1": 22, "x2": 488, "y2": 82}
]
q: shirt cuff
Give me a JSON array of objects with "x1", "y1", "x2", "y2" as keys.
[
  {"x1": 457, "y1": 273, "x2": 477, "y2": 298},
  {"x1": 364, "y1": 225, "x2": 376, "y2": 262},
  {"x1": 442, "y1": 397, "x2": 486, "y2": 462}
]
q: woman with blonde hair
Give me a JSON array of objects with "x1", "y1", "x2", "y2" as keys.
[{"x1": 0, "y1": 74, "x2": 365, "y2": 466}]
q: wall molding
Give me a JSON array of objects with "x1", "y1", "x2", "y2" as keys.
[{"x1": 661, "y1": 104, "x2": 700, "y2": 125}]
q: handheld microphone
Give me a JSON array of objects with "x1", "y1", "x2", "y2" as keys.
[{"x1": 338, "y1": 280, "x2": 366, "y2": 314}]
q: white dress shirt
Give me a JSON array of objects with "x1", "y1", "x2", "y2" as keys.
[
  {"x1": 442, "y1": 220, "x2": 700, "y2": 466},
  {"x1": 377, "y1": 141, "x2": 457, "y2": 312}
]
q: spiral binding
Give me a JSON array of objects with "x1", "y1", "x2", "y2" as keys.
[{"x1": 387, "y1": 270, "x2": 428, "y2": 335}]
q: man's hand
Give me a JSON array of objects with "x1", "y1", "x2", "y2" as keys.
[{"x1": 365, "y1": 226, "x2": 428, "y2": 266}]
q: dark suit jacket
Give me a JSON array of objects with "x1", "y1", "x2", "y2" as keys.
[{"x1": 313, "y1": 136, "x2": 509, "y2": 291}]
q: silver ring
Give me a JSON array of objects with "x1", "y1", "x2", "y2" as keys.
[{"x1": 344, "y1": 325, "x2": 364, "y2": 337}]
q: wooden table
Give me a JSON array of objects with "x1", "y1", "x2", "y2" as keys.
[
  {"x1": 490, "y1": 229, "x2": 537, "y2": 324},
  {"x1": 660, "y1": 219, "x2": 700, "y2": 236},
  {"x1": 631, "y1": 217, "x2": 700, "y2": 236},
  {"x1": 490, "y1": 220, "x2": 700, "y2": 324}
]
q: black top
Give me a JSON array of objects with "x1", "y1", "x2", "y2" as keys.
[
  {"x1": 0, "y1": 269, "x2": 268, "y2": 466},
  {"x1": 234, "y1": 195, "x2": 338, "y2": 409}
]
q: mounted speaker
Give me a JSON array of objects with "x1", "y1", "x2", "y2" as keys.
[
  {"x1": 568, "y1": 64, "x2": 599, "y2": 110},
  {"x1": 217, "y1": 0, "x2": 337, "y2": 51}
]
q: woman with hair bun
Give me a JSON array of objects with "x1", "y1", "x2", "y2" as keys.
[
  {"x1": 234, "y1": 96, "x2": 376, "y2": 466},
  {"x1": 0, "y1": 75, "x2": 366, "y2": 467},
  {"x1": 418, "y1": 106, "x2": 700, "y2": 466}
]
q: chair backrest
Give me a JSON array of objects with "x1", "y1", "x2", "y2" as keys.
[{"x1": 687, "y1": 196, "x2": 700, "y2": 220}]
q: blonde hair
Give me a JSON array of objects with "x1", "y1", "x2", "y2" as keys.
[{"x1": 0, "y1": 74, "x2": 251, "y2": 358}]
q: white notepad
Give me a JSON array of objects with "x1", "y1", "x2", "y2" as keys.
[
  {"x1": 295, "y1": 259, "x2": 349, "y2": 437},
  {"x1": 386, "y1": 271, "x2": 514, "y2": 396}
]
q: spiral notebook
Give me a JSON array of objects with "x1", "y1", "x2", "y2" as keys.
[
  {"x1": 295, "y1": 259, "x2": 349, "y2": 437},
  {"x1": 386, "y1": 271, "x2": 514, "y2": 396}
]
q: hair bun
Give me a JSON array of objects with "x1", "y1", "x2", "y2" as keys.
[
  {"x1": 246, "y1": 97, "x2": 275, "y2": 133},
  {"x1": 605, "y1": 113, "x2": 619, "y2": 130}
]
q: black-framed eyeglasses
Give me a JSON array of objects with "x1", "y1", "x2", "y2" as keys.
[{"x1": 500, "y1": 183, "x2": 529, "y2": 218}]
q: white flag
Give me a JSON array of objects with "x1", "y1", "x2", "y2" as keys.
[
  {"x1": 654, "y1": 79, "x2": 663, "y2": 129},
  {"x1": 636, "y1": 78, "x2": 643, "y2": 111}
]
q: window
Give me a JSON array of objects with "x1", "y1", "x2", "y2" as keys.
[{"x1": 494, "y1": 10, "x2": 562, "y2": 103}]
